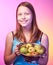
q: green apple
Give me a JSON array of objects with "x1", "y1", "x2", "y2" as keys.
[{"x1": 20, "y1": 47, "x2": 28, "y2": 54}]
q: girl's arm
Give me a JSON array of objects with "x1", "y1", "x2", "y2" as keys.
[
  {"x1": 4, "y1": 32, "x2": 20, "y2": 65},
  {"x1": 38, "y1": 33, "x2": 49, "y2": 65}
]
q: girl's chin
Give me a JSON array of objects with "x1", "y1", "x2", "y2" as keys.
[
  {"x1": 21, "y1": 25, "x2": 27, "y2": 27},
  {"x1": 20, "y1": 24, "x2": 28, "y2": 27}
]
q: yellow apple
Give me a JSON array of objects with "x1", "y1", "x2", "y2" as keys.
[
  {"x1": 34, "y1": 44, "x2": 41, "y2": 49},
  {"x1": 37, "y1": 47, "x2": 44, "y2": 54},
  {"x1": 28, "y1": 47, "x2": 35, "y2": 53},
  {"x1": 26, "y1": 43, "x2": 32, "y2": 48},
  {"x1": 26, "y1": 53, "x2": 31, "y2": 56}
]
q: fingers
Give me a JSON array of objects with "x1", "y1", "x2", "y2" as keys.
[{"x1": 14, "y1": 45, "x2": 20, "y2": 56}]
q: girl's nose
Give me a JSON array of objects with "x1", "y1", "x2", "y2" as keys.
[{"x1": 21, "y1": 14, "x2": 26, "y2": 19}]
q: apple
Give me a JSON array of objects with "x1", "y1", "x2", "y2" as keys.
[
  {"x1": 28, "y1": 47, "x2": 35, "y2": 53},
  {"x1": 37, "y1": 49, "x2": 44, "y2": 54},
  {"x1": 31, "y1": 52, "x2": 39, "y2": 56},
  {"x1": 26, "y1": 43, "x2": 32, "y2": 48},
  {"x1": 36, "y1": 46, "x2": 45, "y2": 54},
  {"x1": 20, "y1": 47, "x2": 28, "y2": 54},
  {"x1": 34, "y1": 44, "x2": 41, "y2": 49},
  {"x1": 26, "y1": 53, "x2": 31, "y2": 56}
]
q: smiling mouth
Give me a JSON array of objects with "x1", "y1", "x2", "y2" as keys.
[{"x1": 20, "y1": 20, "x2": 28, "y2": 23}]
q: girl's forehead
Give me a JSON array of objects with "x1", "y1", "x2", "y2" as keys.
[{"x1": 18, "y1": 6, "x2": 32, "y2": 13}]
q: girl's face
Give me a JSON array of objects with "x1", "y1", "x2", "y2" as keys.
[{"x1": 17, "y1": 6, "x2": 33, "y2": 27}]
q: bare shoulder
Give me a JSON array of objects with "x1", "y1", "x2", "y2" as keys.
[
  {"x1": 6, "y1": 30, "x2": 16, "y2": 40},
  {"x1": 6, "y1": 32, "x2": 13, "y2": 46},
  {"x1": 6, "y1": 30, "x2": 16, "y2": 43},
  {"x1": 6, "y1": 32, "x2": 13, "y2": 41},
  {"x1": 4, "y1": 31, "x2": 16, "y2": 57}
]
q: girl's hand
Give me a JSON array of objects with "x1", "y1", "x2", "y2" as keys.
[{"x1": 14, "y1": 45, "x2": 20, "y2": 56}]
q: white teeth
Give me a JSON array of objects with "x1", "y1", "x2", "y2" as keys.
[{"x1": 21, "y1": 20, "x2": 28, "y2": 22}]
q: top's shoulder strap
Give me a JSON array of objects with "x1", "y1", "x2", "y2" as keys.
[
  {"x1": 39, "y1": 32, "x2": 43, "y2": 42},
  {"x1": 11, "y1": 31, "x2": 14, "y2": 40}
]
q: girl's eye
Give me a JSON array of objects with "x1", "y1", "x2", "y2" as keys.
[
  {"x1": 25, "y1": 13, "x2": 30, "y2": 15},
  {"x1": 18, "y1": 13, "x2": 30, "y2": 16},
  {"x1": 18, "y1": 13, "x2": 22, "y2": 16}
]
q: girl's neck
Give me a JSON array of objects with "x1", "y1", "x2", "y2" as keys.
[
  {"x1": 22, "y1": 24, "x2": 32, "y2": 33},
  {"x1": 22, "y1": 25, "x2": 32, "y2": 43}
]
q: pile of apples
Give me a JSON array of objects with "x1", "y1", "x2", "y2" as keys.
[{"x1": 19, "y1": 43, "x2": 46, "y2": 57}]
